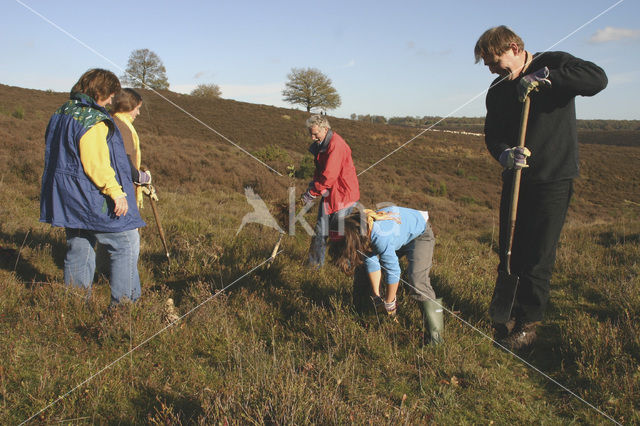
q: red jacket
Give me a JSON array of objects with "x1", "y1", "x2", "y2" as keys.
[{"x1": 308, "y1": 131, "x2": 360, "y2": 215}]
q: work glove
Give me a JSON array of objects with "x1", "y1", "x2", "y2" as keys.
[
  {"x1": 135, "y1": 169, "x2": 152, "y2": 186},
  {"x1": 499, "y1": 146, "x2": 532, "y2": 170},
  {"x1": 383, "y1": 298, "x2": 397, "y2": 316},
  {"x1": 301, "y1": 190, "x2": 317, "y2": 205},
  {"x1": 517, "y1": 67, "x2": 551, "y2": 102}
]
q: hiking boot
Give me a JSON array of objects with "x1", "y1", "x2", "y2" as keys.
[
  {"x1": 492, "y1": 317, "x2": 517, "y2": 341},
  {"x1": 501, "y1": 321, "x2": 541, "y2": 350}
]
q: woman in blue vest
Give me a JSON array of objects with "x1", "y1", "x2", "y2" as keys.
[
  {"x1": 40, "y1": 69, "x2": 146, "y2": 304},
  {"x1": 328, "y1": 206, "x2": 444, "y2": 344}
]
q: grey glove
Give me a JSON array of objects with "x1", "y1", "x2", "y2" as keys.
[
  {"x1": 499, "y1": 147, "x2": 531, "y2": 169},
  {"x1": 135, "y1": 169, "x2": 152, "y2": 186},
  {"x1": 518, "y1": 67, "x2": 551, "y2": 102},
  {"x1": 301, "y1": 190, "x2": 317, "y2": 205}
]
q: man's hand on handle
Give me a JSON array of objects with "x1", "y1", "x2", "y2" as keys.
[
  {"x1": 517, "y1": 67, "x2": 551, "y2": 102},
  {"x1": 499, "y1": 146, "x2": 532, "y2": 170}
]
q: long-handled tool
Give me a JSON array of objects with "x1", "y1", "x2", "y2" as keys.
[
  {"x1": 489, "y1": 96, "x2": 531, "y2": 324},
  {"x1": 143, "y1": 184, "x2": 170, "y2": 261}
]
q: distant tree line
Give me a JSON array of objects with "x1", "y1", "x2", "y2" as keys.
[
  {"x1": 350, "y1": 114, "x2": 640, "y2": 132},
  {"x1": 350, "y1": 114, "x2": 387, "y2": 124},
  {"x1": 576, "y1": 119, "x2": 640, "y2": 131}
]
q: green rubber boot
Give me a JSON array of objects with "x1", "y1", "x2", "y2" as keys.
[{"x1": 420, "y1": 298, "x2": 444, "y2": 345}]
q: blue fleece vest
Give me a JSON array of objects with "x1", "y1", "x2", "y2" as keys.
[{"x1": 40, "y1": 93, "x2": 145, "y2": 232}]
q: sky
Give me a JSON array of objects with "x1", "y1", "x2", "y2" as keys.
[{"x1": 1, "y1": 0, "x2": 639, "y2": 120}]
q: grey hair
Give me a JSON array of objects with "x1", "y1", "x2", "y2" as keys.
[{"x1": 306, "y1": 114, "x2": 331, "y2": 130}]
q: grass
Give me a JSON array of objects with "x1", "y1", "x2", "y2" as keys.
[
  {"x1": 0, "y1": 84, "x2": 639, "y2": 424},
  {"x1": 2, "y1": 186, "x2": 638, "y2": 423}
]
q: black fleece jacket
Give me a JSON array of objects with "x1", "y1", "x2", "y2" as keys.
[{"x1": 484, "y1": 51, "x2": 608, "y2": 183}]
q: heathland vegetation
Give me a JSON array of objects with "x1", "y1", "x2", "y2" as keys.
[{"x1": 0, "y1": 83, "x2": 639, "y2": 423}]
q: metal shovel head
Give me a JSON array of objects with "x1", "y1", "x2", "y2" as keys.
[{"x1": 489, "y1": 270, "x2": 519, "y2": 324}]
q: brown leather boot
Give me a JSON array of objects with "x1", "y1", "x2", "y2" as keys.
[{"x1": 502, "y1": 321, "x2": 541, "y2": 350}]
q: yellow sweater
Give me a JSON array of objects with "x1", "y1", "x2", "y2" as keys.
[
  {"x1": 113, "y1": 112, "x2": 144, "y2": 208},
  {"x1": 78, "y1": 122, "x2": 125, "y2": 200}
]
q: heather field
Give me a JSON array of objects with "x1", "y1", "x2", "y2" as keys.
[{"x1": 0, "y1": 84, "x2": 639, "y2": 424}]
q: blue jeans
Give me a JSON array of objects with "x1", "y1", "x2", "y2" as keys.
[
  {"x1": 308, "y1": 202, "x2": 356, "y2": 267},
  {"x1": 64, "y1": 228, "x2": 141, "y2": 304}
]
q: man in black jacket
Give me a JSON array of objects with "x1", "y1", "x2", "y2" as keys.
[{"x1": 475, "y1": 26, "x2": 608, "y2": 350}]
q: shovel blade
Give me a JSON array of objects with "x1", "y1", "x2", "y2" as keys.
[{"x1": 489, "y1": 270, "x2": 519, "y2": 324}]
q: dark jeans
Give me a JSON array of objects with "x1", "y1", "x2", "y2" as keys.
[{"x1": 498, "y1": 178, "x2": 573, "y2": 322}]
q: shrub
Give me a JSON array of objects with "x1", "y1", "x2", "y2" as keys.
[
  {"x1": 12, "y1": 106, "x2": 24, "y2": 120},
  {"x1": 429, "y1": 180, "x2": 447, "y2": 197},
  {"x1": 460, "y1": 196, "x2": 477, "y2": 205},
  {"x1": 295, "y1": 154, "x2": 315, "y2": 179},
  {"x1": 190, "y1": 84, "x2": 222, "y2": 98},
  {"x1": 253, "y1": 145, "x2": 291, "y2": 163}
]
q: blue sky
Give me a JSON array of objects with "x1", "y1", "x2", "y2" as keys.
[{"x1": 2, "y1": 0, "x2": 638, "y2": 119}]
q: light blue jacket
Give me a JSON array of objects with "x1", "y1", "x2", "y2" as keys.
[{"x1": 364, "y1": 206, "x2": 427, "y2": 284}]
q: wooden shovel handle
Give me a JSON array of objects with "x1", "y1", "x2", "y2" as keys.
[
  {"x1": 147, "y1": 190, "x2": 170, "y2": 260},
  {"x1": 506, "y1": 96, "x2": 531, "y2": 274}
]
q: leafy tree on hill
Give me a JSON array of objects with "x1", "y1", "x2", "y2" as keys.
[
  {"x1": 191, "y1": 83, "x2": 222, "y2": 98},
  {"x1": 282, "y1": 67, "x2": 341, "y2": 112},
  {"x1": 121, "y1": 48, "x2": 170, "y2": 90}
]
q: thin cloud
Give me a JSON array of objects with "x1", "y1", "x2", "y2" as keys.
[
  {"x1": 406, "y1": 41, "x2": 451, "y2": 57},
  {"x1": 193, "y1": 71, "x2": 217, "y2": 79},
  {"x1": 335, "y1": 59, "x2": 356, "y2": 70},
  {"x1": 589, "y1": 26, "x2": 640, "y2": 43}
]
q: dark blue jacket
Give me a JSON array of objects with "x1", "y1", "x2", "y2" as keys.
[{"x1": 40, "y1": 93, "x2": 145, "y2": 232}]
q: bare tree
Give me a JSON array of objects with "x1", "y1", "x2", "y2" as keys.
[
  {"x1": 282, "y1": 67, "x2": 341, "y2": 112},
  {"x1": 121, "y1": 49, "x2": 169, "y2": 90},
  {"x1": 191, "y1": 83, "x2": 222, "y2": 98}
]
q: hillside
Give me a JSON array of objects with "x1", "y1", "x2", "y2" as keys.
[{"x1": 0, "y1": 84, "x2": 639, "y2": 423}]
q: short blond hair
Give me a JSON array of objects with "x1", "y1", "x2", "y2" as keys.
[
  {"x1": 306, "y1": 114, "x2": 331, "y2": 130},
  {"x1": 474, "y1": 25, "x2": 524, "y2": 63}
]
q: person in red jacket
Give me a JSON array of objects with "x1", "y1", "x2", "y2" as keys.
[{"x1": 301, "y1": 115, "x2": 360, "y2": 267}]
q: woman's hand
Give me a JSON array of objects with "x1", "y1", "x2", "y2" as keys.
[{"x1": 113, "y1": 195, "x2": 129, "y2": 216}]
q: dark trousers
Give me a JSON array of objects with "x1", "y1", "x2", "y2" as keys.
[{"x1": 498, "y1": 177, "x2": 573, "y2": 322}]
